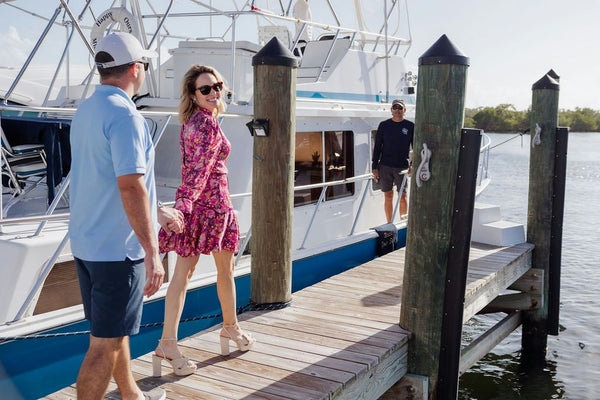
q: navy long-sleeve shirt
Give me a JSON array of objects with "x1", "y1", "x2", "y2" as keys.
[{"x1": 372, "y1": 118, "x2": 414, "y2": 170}]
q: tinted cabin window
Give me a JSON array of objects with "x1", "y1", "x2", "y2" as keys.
[{"x1": 294, "y1": 130, "x2": 354, "y2": 206}]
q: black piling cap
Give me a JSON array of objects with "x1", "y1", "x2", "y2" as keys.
[
  {"x1": 252, "y1": 37, "x2": 298, "y2": 68},
  {"x1": 546, "y1": 68, "x2": 560, "y2": 82},
  {"x1": 419, "y1": 34, "x2": 469, "y2": 66},
  {"x1": 532, "y1": 73, "x2": 560, "y2": 90}
]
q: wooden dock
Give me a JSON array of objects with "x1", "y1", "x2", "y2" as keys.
[{"x1": 46, "y1": 242, "x2": 533, "y2": 400}]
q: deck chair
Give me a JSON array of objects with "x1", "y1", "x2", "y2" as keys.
[{"x1": 1, "y1": 125, "x2": 47, "y2": 197}]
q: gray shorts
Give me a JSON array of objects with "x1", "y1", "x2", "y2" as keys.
[
  {"x1": 75, "y1": 257, "x2": 145, "y2": 338},
  {"x1": 379, "y1": 164, "x2": 408, "y2": 192}
]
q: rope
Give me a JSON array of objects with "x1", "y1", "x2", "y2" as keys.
[
  {"x1": 0, "y1": 299, "x2": 292, "y2": 342},
  {"x1": 489, "y1": 128, "x2": 530, "y2": 150}
]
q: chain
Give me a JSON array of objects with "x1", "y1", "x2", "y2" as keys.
[{"x1": 0, "y1": 299, "x2": 292, "y2": 342}]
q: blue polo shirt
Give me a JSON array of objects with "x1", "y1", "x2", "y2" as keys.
[{"x1": 69, "y1": 85, "x2": 157, "y2": 261}]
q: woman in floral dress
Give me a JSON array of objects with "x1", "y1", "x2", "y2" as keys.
[{"x1": 152, "y1": 65, "x2": 255, "y2": 377}]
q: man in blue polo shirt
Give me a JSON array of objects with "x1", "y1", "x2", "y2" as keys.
[{"x1": 69, "y1": 32, "x2": 175, "y2": 400}]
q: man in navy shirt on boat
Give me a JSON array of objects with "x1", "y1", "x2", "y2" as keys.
[
  {"x1": 372, "y1": 99, "x2": 414, "y2": 222},
  {"x1": 69, "y1": 32, "x2": 180, "y2": 400}
]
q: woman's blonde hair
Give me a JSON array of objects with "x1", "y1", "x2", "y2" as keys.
[{"x1": 178, "y1": 65, "x2": 228, "y2": 124}]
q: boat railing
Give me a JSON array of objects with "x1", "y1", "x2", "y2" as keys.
[
  {"x1": 476, "y1": 133, "x2": 491, "y2": 196},
  {"x1": 229, "y1": 172, "x2": 400, "y2": 263},
  {"x1": 4, "y1": 147, "x2": 489, "y2": 323},
  {"x1": 3, "y1": 170, "x2": 383, "y2": 323},
  {"x1": 0, "y1": 104, "x2": 176, "y2": 228}
]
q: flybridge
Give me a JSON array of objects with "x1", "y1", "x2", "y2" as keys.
[{"x1": 2, "y1": 0, "x2": 414, "y2": 107}]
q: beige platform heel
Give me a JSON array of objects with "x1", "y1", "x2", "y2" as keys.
[
  {"x1": 219, "y1": 323, "x2": 256, "y2": 356},
  {"x1": 152, "y1": 338, "x2": 197, "y2": 377}
]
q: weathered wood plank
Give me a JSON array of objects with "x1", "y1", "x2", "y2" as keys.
[
  {"x1": 280, "y1": 305, "x2": 406, "y2": 333},
  {"x1": 197, "y1": 331, "x2": 368, "y2": 375},
  {"x1": 460, "y1": 312, "x2": 522, "y2": 375},
  {"x1": 508, "y1": 268, "x2": 543, "y2": 293},
  {"x1": 240, "y1": 319, "x2": 391, "y2": 360},
  {"x1": 135, "y1": 356, "x2": 311, "y2": 400},
  {"x1": 337, "y1": 346, "x2": 408, "y2": 400},
  {"x1": 480, "y1": 292, "x2": 542, "y2": 314},
  {"x1": 174, "y1": 344, "x2": 340, "y2": 396},
  {"x1": 225, "y1": 323, "x2": 381, "y2": 367},
  {"x1": 463, "y1": 243, "x2": 534, "y2": 321},
  {"x1": 257, "y1": 307, "x2": 403, "y2": 342}
]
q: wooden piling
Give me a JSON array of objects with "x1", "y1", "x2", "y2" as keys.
[
  {"x1": 249, "y1": 38, "x2": 298, "y2": 305},
  {"x1": 548, "y1": 126, "x2": 568, "y2": 335},
  {"x1": 522, "y1": 71, "x2": 560, "y2": 359},
  {"x1": 399, "y1": 34, "x2": 469, "y2": 399}
]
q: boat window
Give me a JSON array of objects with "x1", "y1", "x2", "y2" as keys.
[
  {"x1": 294, "y1": 130, "x2": 354, "y2": 206},
  {"x1": 370, "y1": 129, "x2": 382, "y2": 191}
]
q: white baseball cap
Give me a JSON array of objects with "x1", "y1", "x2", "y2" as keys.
[{"x1": 94, "y1": 32, "x2": 157, "y2": 69}]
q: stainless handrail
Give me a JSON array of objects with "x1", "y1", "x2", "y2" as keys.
[
  {"x1": 315, "y1": 29, "x2": 340, "y2": 82},
  {"x1": 476, "y1": 133, "x2": 491, "y2": 194},
  {"x1": 0, "y1": 104, "x2": 179, "y2": 118},
  {"x1": 0, "y1": 213, "x2": 69, "y2": 226},
  {"x1": 1, "y1": 5, "x2": 63, "y2": 106},
  {"x1": 147, "y1": 10, "x2": 411, "y2": 46},
  {"x1": 42, "y1": 23, "x2": 76, "y2": 107},
  {"x1": 296, "y1": 173, "x2": 375, "y2": 250},
  {"x1": 298, "y1": 185, "x2": 328, "y2": 250},
  {"x1": 34, "y1": 174, "x2": 71, "y2": 236},
  {"x1": 391, "y1": 171, "x2": 408, "y2": 222}
]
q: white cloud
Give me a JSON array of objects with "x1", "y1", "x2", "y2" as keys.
[{"x1": 0, "y1": 26, "x2": 33, "y2": 67}]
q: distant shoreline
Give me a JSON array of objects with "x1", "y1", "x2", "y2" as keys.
[{"x1": 464, "y1": 106, "x2": 600, "y2": 133}]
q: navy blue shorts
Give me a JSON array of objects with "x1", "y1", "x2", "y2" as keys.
[{"x1": 75, "y1": 257, "x2": 145, "y2": 338}]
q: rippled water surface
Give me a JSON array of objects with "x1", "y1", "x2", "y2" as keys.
[{"x1": 458, "y1": 133, "x2": 600, "y2": 399}]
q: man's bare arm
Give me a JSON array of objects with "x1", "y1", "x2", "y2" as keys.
[{"x1": 117, "y1": 174, "x2": 164, "y2": 296}]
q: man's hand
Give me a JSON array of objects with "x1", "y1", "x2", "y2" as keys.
[
  {"x1": 158, "y1": 206, "x2": 184, "y2": 234},
  {"x1": 372, "y1": 169, "x2": 380, "y2": 183},
  {"x1": 117, "y1": 173, "x2": 164, "y2": 297},
  {"x1": 144, "y1": 251, "x2": 165, "y2": 297}
]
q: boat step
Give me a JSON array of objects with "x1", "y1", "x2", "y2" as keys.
[
  {"x1": 471, "y1": 203, "x2": 525, "y2": 246},
  {"x1": 472, "y1": 220, "x2": 525, "y2": 247},
  {"x1": 472, "y1": 203, "x2": 502, "y2": 225}
]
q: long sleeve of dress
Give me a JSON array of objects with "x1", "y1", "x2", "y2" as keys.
[{"x1": 175, "y1": 112, "x2": 222, "y2": 214}]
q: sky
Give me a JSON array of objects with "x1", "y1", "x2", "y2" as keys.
[{"x1": 0, "y1": 0, "x2": 599, "y2": 111}]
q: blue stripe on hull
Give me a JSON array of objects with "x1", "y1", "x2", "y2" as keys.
[
  {"x1": 297, "y1": 90, "x2": 385, "y2": 103},
  {"x1": 0, "y1": 227, "x2": 406, "y2": 399}
]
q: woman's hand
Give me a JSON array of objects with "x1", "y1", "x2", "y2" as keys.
[{"x1": 158, "y1": 206, "x2": 184, "y2": 234}]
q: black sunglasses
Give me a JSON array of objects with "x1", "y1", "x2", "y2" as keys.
[
  {"x1": 196, "y1": 82, "x2": 224, "y2": 95},
  {"x1": 136, "y1": 61, "x2": 149, "y2": 71},
  {"x1": 392, "y1": 105, "x2": 404, "y2": 110}
]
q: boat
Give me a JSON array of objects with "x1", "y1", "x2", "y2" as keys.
[{"x1": 0, "y1": 1, "x2": 491, "y2": 398}]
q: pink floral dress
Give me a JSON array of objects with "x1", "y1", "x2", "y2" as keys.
[{"x1": 158, "y1": 108, "x2": 239, "y2": 256}]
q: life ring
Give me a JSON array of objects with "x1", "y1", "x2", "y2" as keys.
[{"x1": 90, "y1": 7, "x2": 141, "y2": 49}]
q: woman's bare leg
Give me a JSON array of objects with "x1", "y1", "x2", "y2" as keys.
[
  {"x1": 212, "y1": 251, "x2": 237, "y2": 325},
  {"x1": 156, "y1": 254, "x2": 198, "y2": 358}
]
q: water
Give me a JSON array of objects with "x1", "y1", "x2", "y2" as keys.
[{"x1": 458, "y1": 133, "x2": 600, "y2": 399}]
